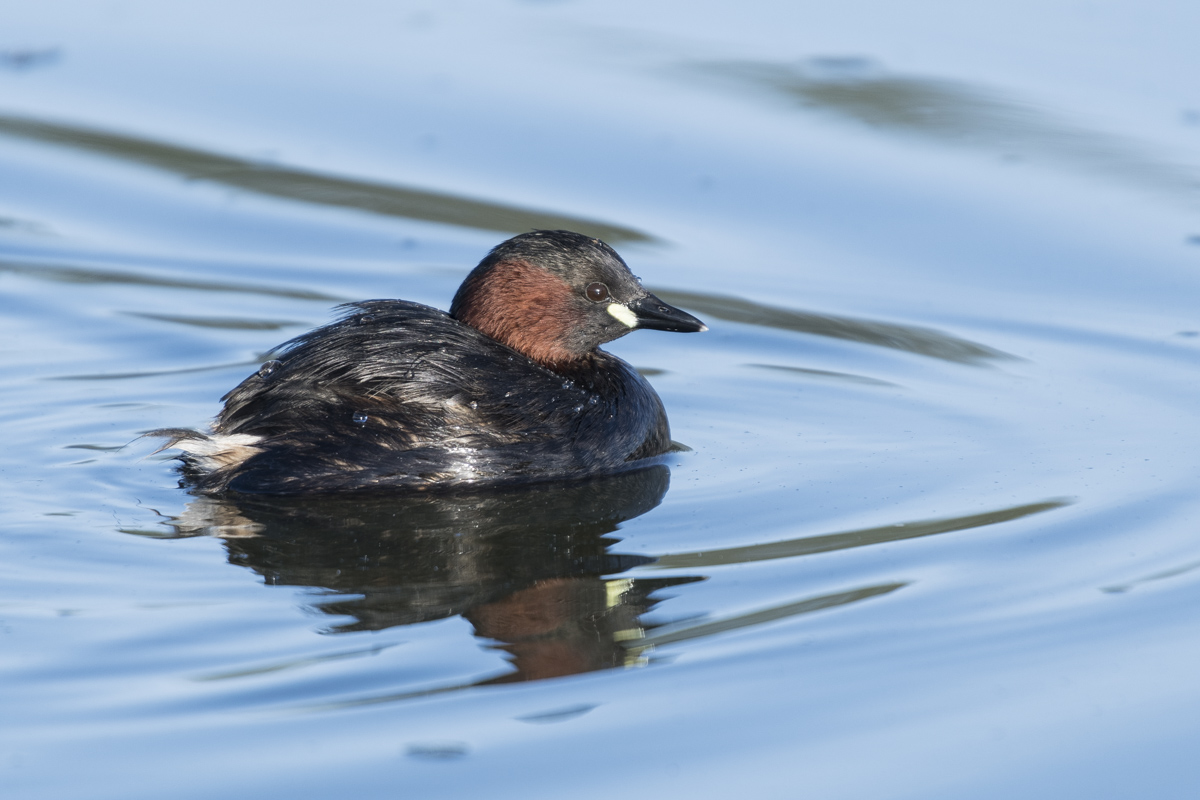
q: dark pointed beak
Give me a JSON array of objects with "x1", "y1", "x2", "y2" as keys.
[{"x1": 627, "y1": 293, "x2": 707, "y2": 333}]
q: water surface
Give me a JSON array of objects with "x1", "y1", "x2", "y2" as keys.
[{"x1": 3, "y1": 2, "x2": 1200, "y2": 798}]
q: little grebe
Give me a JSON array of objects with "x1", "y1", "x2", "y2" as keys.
[{"x1": 152, "y1": 230, "x2": 705, "y2": 494}]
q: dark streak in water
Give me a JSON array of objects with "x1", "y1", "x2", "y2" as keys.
[
  {"x1": 406, "y1": 743, "x2": 470, "y2": 760},
  {"x1": 47, "y1": 359, "x2": 259, "y2": 381},
  {"x1": 516, "y1": 704, "x2": 599, "y2": 724},
  {"x1": 122, "y1": 311, "x2": 305, "y2": 331},
  {"x1": 0, "y1": 48, "x2": 61, "y2": 71},
  {"x1": 1101, "y1": 558, "x2": 1200, "y2": 594},
  {"x1": 651, "y1": 499, "x2": 1070, "y2": 570},
  {"x1": 655, "y1": 288, "x2": 1010, "y2": 364},
  {"x1": 689, "y1": 58, "x2": 1200, "y2": 203},
  {"x1": 294, "y1": 673, "x2": 515, "y2": 713},
  {"x1": 0, "y1": 259, "x2": 343, "y2": 301},
  {"x1": 629, "y1": 581, "x2": 906, "y2": 650},
  {"x1": 748, "y1": 363, "x2": 898, "y2": 387},
  {"x1": 0, "y1": 216, "x2": 54, "y2": 236},
  {"x1": 0, "y1": 112, "x2": 653, "y2": 243},
  {"x1": 193, "y1": 643, "x2": 393, "y2": 681}
]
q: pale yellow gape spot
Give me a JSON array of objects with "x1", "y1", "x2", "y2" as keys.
[{"x1": 606, "y1": 303, "x2": 638, "y2": 328}]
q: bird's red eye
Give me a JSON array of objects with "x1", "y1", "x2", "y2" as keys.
[{"x1": 586, "y1": 282, "x2": 610, "y2": 302}]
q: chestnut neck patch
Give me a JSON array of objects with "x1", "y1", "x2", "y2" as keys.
[{"x1": 453, "y1": 259, "x2": 584, "y2": 367}]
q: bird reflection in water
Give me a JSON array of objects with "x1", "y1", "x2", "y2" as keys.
[{"x1": 165, "y1": 465, "x2": 699, "y2": 684}]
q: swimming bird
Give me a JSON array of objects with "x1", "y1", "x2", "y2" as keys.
[{"x1": 152, "y1": 230, "x2": 705, "y2": 494}]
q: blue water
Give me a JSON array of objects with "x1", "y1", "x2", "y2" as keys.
[{"x1": 3, "y1": 2, "x2": 1200, "y2": 797}]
